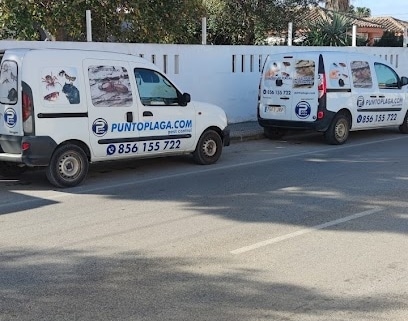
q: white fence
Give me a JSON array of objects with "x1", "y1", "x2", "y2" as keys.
[{"x1": 1, "y1": 40, "x2": 407, "y2": 123}]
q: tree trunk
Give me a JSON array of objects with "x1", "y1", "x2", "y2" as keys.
[{"x1": 325, "y1": 0, "x2": 349, "y2": 12}]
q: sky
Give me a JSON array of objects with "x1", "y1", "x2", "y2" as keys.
[{"x1": 351, "y1": 0, "x2": 408, "y2": 20}]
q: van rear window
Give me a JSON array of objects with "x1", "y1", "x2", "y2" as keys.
[{"x1": 0, "y1": 60, "x2": 18, "y2": 104}]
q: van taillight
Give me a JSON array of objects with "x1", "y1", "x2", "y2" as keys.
[
  {"x1": 318, "y1": 73, "x2": 326, "y2": 99},
  {"x1": 22, "y1": 91, "x2": 32, "y2": 122}
]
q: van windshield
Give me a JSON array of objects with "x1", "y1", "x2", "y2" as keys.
[{"x1": 0, "y1": 60, "x2": 18, "y2": 104}]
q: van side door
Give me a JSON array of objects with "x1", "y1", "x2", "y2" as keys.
[
  {"x1": 84, "y1": 60, "x2": 140, "y2": 160},
  {"x1": 132, "y1": 67, "x2": 196, "y2": 156},
  {"x1": 372, "y1": 63, "x2": 405, "y2": 126}
]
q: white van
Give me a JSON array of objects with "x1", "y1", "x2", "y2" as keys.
[
  {"x1": 258, "y1": 51, "x2": 408, "y2": 144},
  {"x1": 0, "y1": 48, "x2": 230, "y2": 187}
]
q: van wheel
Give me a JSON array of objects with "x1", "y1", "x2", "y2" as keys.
[
  {"x1": 399, "y1": 111, "x2": 408, "y2": 133},
  {"x1": 0, "y1": 161, "x2": 26, "y2": 178},
  {"x1": 264, "y1": 127, "x2": 286, "y2": 139},
  {"x1": 46, "y1": 144, "x2": 89, "y2": 188},
  {"x1": 324, "y1": 114, "x2": 350, "y2": 145},
  {"x1": 193, "y1": 130, "x2": 222, "y2": 165}
]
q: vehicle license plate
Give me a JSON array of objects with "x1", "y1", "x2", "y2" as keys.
[{"x1": 266, "y1": 106, "x2": 285, "y2": 113}]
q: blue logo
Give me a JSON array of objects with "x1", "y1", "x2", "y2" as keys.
[
  {"x1": 4, "y1": 108, "x2": 17, "y2": 128},
  {"x1": 357, "y1": 96, "x2": 365, "y2": 108},
  {"x1": 92, "y1": 118, "x2": 108, "y2": 137},
  {"x1": 295, "y1": 101, "x2": 311, "y2": 119}
]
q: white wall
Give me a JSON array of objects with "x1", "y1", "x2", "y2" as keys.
[{"x1": 1, "y1": 40, "x2": 407, "y2": 123}]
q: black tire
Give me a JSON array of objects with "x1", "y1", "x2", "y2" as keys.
[
  {"x1": 399, "y1": 111, "x2": 408, "y2": 134},
  {"x1": 0, "y1": 161, "x2": 26, "y2": 178},
  {"x1": 264, "y1": 127, "x2": 286, "y2": 139},
  {"x1": 46, "y1": 144, "x2": 89, "y2": 188},
  {"x1": 193, "y1": 130, "x2": 223, "y2": 165},
  {"x1": 324, "y1": 114, "x2": 350, "y2": 145}
]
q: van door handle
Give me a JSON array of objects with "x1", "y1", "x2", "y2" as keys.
[
  {"x1": 126, "y1": 112, "x2": 133, "y2": 122},
  {"x1": 379, "y1": 95, "x2": 385, "y2": 98},
  {"x1": 143, "y1": 111, "x2": 153, "y2": 117}
]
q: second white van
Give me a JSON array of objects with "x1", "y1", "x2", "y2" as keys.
[{"x1": 258, "y1": 51, "x2": 408, "y2": 144}]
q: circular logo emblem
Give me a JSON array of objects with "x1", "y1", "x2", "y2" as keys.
[
  {"x1": 106, "y1": 144, "x2": 116, "y2": 155},
  {"x1": 357, "y1": 96, "x2": 365, "y2": 109},
  {"x1": 92, "y1": 118, "x2": 108, "y2": 137},
  {"x1": 295, "y1": 101, "x2": 311, "y2": 119},
  {"x1": 4, "y1": 108, "x2": 17, "y2": 128}
]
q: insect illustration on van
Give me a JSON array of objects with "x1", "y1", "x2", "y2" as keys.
[
  {"x1": 44, "y1": 92, "x2": 59, "y2": 101},
  {"x1": 62, "y1": 83, "x2": 80, "y2": 104},
  {"x1": 59, "y1": 70, "x2": 76, "y2": 83},
  {"x1": 42, "y1": 73, "x2": 62, "y2": 90}
]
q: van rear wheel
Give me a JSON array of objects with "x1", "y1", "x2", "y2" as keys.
[
  {"x1": 46, "y1": 144, "x2": 89, "y2": 188},
  {"x1": 193, "y1": 130, "x2": 222, "y2": 165},
  {"x1": 324, "y1": 114, "x2": 350, "y2": 145}
]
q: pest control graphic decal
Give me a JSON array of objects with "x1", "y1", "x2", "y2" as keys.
[{"x1": 41, "y1": 67, "x2": 80, "y2": 105}]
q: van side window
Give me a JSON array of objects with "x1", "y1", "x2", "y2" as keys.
[
  {"x1": 0, "y1": 60, "x2": 18, "y2": 104},
  {"x1": 350, "y1": 61, "x2": 372, "y2": 88},
  {"x1": 374, "y1": 63, "x2": 399, "y2": 89},
  {"x1": 134, "y1": 68, "x2": 179, "y2": 106},
  {"x1": 88, "y1": 65, "x2": 133, "y2": 107}
]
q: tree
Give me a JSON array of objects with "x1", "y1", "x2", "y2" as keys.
[
  {"x1": 204, "y1": 0, "x2": 319, "y2": 45},
  {"x1": 301, "y1": 12, "x2": 352, "y2": 46},
  {"x1": 348, "y1": 5, "x2": 371, "y2": 17},
  {"x1": 374, "y1": 31, "x2": 403, "y2": 47},
  {"x1": 0, "y1": 0, "x2": 205, "y2": 43}
]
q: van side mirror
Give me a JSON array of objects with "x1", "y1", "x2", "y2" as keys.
[
  {"x1": 400, "y1": 76, "x2": 408, "y2": 87},
  {"x1": 276, "y1": 79, "x2": 283, "y2": 87},
  {"x1": 179, "y1": 93, "x2": 191, "y2": 106}
]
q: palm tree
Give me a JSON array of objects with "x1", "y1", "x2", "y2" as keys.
[{"x1": 302, "y1": 12, "x2": 352, "y2": 46}]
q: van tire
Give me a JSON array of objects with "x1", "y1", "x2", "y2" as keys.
[
  {"x1": 264, "y1": 127, "x2": 286, "y2": 139},
  {"x1": 399, "y1": 111, "x2": 408, "y2": 133},
  {"x1": 46, "y1": 144, "x2": 89, "y2": 188},
  {"x1": 324, "y1": 114, "x2": 350, "y2": 145},
  {"x1": 0, "y1": 161, "x2": 26, "y2": 178},
  {"x1": 193, "y1": 130, "x2": 222, "y2": 165}
]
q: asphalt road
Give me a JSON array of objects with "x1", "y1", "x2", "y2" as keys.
[{"x1": 1, "y1": 129, "x2": 407, "y2": 321}]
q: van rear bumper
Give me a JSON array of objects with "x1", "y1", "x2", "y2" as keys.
[
  {"x1": 258, "y1": 112, "x2": 335, "y2": 132},
  {"x1": 0, "y1": 135, "x2": 57, "y2": 166}
]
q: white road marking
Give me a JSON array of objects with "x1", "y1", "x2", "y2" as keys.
[{"x1": 230, "y1": 207, "x2": 384, "y2": 255}]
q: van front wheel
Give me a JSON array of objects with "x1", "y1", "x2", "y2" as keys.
[
  {"x1": 193, "y1": 130, "x2": 223, "y2": 165},
  {"x1": 324, "y1": 114, "x2": 350, "y2": 145},
  {"x1": 46, "y1": 144, "x2": 89, "y2": 188}
]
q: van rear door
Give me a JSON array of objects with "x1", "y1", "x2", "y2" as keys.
[
  {"x1": 259, "y1": 54, "x2": 294, "y2": 121},
  {"x1": 290, "y1": 57, "x2": 319, "y2": 122},
  {"x1": 0, "y1": 53, "x2": 24, "y2": 138}
]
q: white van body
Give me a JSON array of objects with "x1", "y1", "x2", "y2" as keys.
[
  {"x1": 258, "y1": 51, "x2": 408, "y2": 144},
  {"x1": 0, "y1": 48, "x2": 230, "y2": 187}
]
